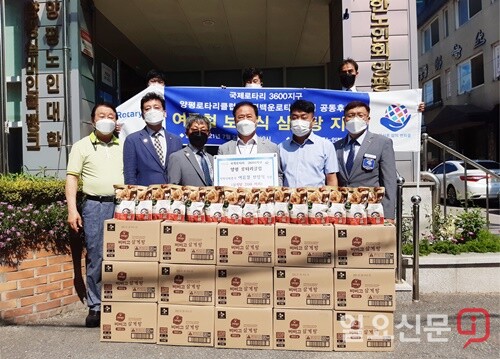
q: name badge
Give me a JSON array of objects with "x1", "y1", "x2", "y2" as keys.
[
  {"x1": 364, "y1": 153, "x2": 376, "y2": 159},
  {"x1": 362, "y1": 156, "x2": 376, "y2": 170}
]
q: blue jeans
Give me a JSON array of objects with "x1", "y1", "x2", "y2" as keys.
[{"x1": 82, "y1": 199, "x2": 114, "y2": 311}]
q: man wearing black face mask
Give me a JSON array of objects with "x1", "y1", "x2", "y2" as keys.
[
  {"x1": 338, "y1": 58, "x2": 359, "y2": 91},
  {"x1": 338, "y1": 58, "x2": 426, "y2": 111},
  {"x1": 167, "y1": 114, "x2": 214, "y2": 186}
]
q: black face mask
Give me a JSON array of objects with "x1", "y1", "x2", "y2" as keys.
[
  {"x1": 188, "y1": 131, "x2": 209, "y2": 149},
  {"x1": 340, "y1": 73, "x2": 356, "y2": 89}
]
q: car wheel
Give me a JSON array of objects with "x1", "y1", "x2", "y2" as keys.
[{"x1": 447, "y1": 185, "x2": 458, "y2": 206}]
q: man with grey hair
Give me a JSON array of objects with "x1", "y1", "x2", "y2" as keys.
[{"x1": 167, "y1": 114, "x2": 214, "y2": 186}]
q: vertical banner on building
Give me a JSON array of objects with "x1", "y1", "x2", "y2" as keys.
[
  {"x1": 22, "y1": 0, "x2": 66, "y2": 176},
  {"x1": 343, "y1": 0, "x2": 418, "y2": 91}
]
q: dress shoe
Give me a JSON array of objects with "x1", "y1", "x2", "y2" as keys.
[{"x1": 85, "y1": 309, "x2": 101, "y2": 328}]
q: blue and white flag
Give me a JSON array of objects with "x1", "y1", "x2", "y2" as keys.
[{"x1": 117, "y1": 86, "x2": 421, "y2": 152}]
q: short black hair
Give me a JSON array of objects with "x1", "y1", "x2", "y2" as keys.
[
  {"x1": 242, "y1": 68, "x2": 263, "y2": 84},
  {"x1": 232, "y1": 101, "x2": 259, "y2": 118},
  {"x1": 146, "y1": 69, "x2": 166, "y2": 84},
  {"x1": 91, "y1": 101, "x2": 117, "y2": 119},
  {"x1": 290, "y1": 100, "x2": 315, "y2": 114},
  {"x1": 140, "y1": 92, "x2": 165, "y2": 111},
  {"x1": 344, "y1": 101, "x2": 370, "y2": 115},
  {"x1": 338, "y1": 58, "x2": 359, "y2": 73}
]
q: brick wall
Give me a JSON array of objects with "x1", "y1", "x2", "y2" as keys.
[{"x1": 0, "y1": 249, "x2": 85, "y2": 324}]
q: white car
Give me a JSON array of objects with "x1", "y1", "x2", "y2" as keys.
[{"x1": 430, "y1": 160, "x2": 500, "y2": 205}]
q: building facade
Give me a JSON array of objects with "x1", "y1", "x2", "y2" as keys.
[
  {"x1": 417, "y1": 0, "x2": 499, "y2": 166},
  {"x1": 1, "y1": 0, "x2": 420, "y2": 178}
]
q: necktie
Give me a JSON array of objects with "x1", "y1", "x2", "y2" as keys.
[
  {"x1": 197, "y1": 150, "x2": 212, "y2": 186},
  {"x1": 153, "y1": 131, "x2": 163, "y2": 162},
  {"x1": 345, "y1": 139, "x2": 357, "y2": 174}
]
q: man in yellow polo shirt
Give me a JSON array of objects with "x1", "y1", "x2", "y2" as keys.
[{"x1": 65, "y1": 102, "x2": 123, "y2": 328}]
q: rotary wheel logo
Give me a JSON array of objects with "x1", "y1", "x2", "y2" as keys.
[{"x1": 380, "y1": 104, "x2": 411, "y2": 132}]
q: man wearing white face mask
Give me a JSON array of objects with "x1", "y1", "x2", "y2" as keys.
[
  {"x1": 334, "y1": 101, "x2": 397, "y2": 222},
  {"x1": 65, "y1": 102, "x2": 123, "y2": 327},
  {"x1": 279, "y1": 100, "x2": 339, "y2": 187},
  {"x1": 242, "y1": 67, "x2": 263, "y2": 88},
  {"x1": 218, "y1": 101, "x2": 283, "y2": 185},
  {"x1": 123, "y1": 92, "x2": 183, "y2": 185}
]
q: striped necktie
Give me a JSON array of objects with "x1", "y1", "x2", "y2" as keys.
[{"x1": 153, "y1": 131, "x2": 163, "y2": 162}]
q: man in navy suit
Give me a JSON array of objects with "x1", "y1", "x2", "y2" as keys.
[
  {"x1": 123, "y1": 92, "x2": 182, "y2": 185},
  {"x1": 334, "y1": 101, "x2": 397, "y2": 221}
]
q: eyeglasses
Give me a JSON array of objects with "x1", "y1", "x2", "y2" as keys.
[{"x1": 345, "y1": 112, "x2": 369, "y2": 119}]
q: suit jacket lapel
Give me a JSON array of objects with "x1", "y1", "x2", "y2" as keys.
[
  {"x1": 165, "y1": 131, "x2": 175, "y2": 162},
  {"x1": 141, "y1": 129, "x2": 163, "y2": 168},
  {"x1": 185, "y1": 147, "x2": 205, "y2": 182},
  {"x1": 257, "y1": 137, "x2": 264, "y2": 153},
  {"x1": 338, "y1": 136, "x2": 349, "y2": 180}
]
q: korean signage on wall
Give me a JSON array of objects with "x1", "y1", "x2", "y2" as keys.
[
  {"x1": 343, "y1": 0, "x2": 417, "y2": 92},
  {"x1": 22, "y1": 0, "x2": 66, "y2": 174}
]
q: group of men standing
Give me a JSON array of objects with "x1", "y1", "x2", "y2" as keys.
[{"x1": 65, "y1": 63, "x2": 398, "y2": 328}]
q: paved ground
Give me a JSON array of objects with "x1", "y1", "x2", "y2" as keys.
[{"x1": 0, "y1": 292, "x2": 498, "y2": 359}]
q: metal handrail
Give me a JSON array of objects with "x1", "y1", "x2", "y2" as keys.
[
  {"x1": 422, "y1": 133, "x2": 499, "y2": 224},
  {"x1": 420, "y1": 171, "x2": 441, "y2": 233},
  {"x1": 396, "y1": 176, "x2": 405, "y2": 283},
  {"x1": 411, "y1": 195, "x2": 421, "y2": 302}
]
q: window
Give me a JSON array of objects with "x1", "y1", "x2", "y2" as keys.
[
  {"x1": 443, "y1": 9, "x2": 449, "y2": 38},
  {"x1": 457, "y1": 55, "x2": 484, "y2": 93},
  {"x1": 457, "y1": 0, "x2": 482, "y2": 27},
  {"x1": 423, "y1": 77, "x2": 442, "y2": 105},
  {"x1": 445, "y1": 69, "x2": 451, "y2": 98},
  {"x1": 422, "y1": 18, "x2": 439, "y2": 53},
  {"x1": 432, "y1": 163, "x2": 458, "y2": 175},
  {"x1": 458, "y1": 53, "x2": 484, "y2": 94},
  {"x1": 493, "y1": 43, "x2": 500, "y2": 80}
]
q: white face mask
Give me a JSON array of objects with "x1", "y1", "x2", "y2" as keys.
[
  {"x1": 143, "y1": 108, "x2": 165, "y2": 125},
  {"x1": 245, "y1": 83, "x2": 262, "y2": 88},
  {"x1": 345, "y1": 117, "x2": 368, "y2": 135},
  {"x1": 291, "y1": 119, "x2": 311, "y2": 137},
  {"x1": 94, "y1": 119, "x2": 116, "y2": 135},
  {"x1": 236, "y1": 119, "x2": 256, "y2": 136}
]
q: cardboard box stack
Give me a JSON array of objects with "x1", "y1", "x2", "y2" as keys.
[
  {"x1": 215, "y1": 224, "x2": 274, "y2": 350},
  {"x1": 273, "y1": 224, "x2": 334, "y2": 351},
  {"x1": 101, "y1": 220, "x2": 161, "y2": 343},
  {"x1": 99, "y1": 185, "x2": 396, "y2": 352},
  {"x1": 333, "y1": 224, "x2": 396, "y2": 351},
  {"x1": 157, "y1": 222, "x2": 217, "y2": 347}
]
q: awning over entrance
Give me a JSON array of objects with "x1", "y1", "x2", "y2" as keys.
[{"x1": 425, "y1": 105, "x2": 492, "y2": 135}]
